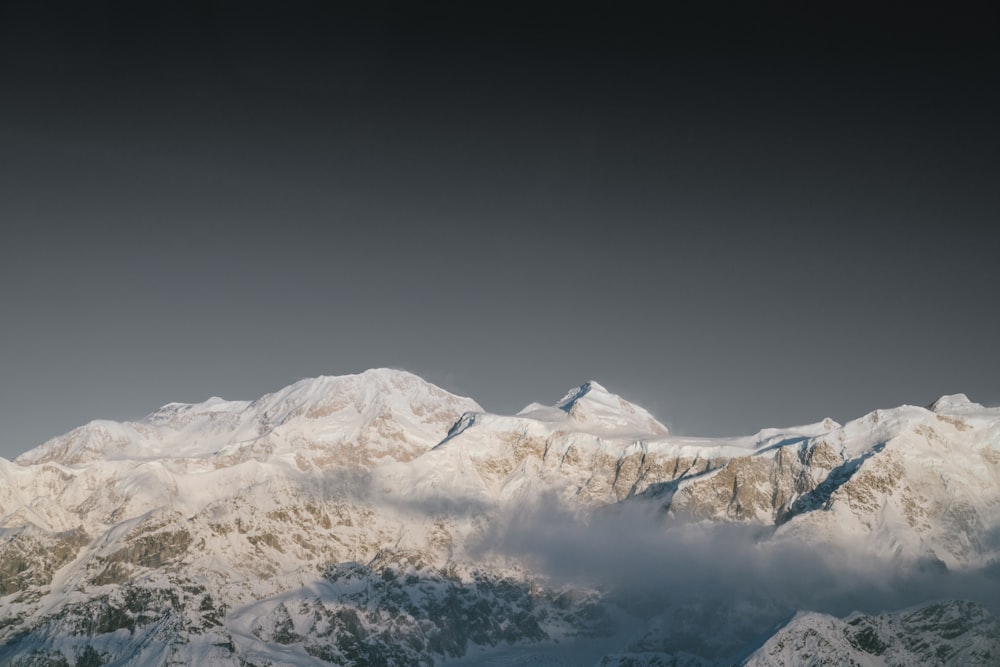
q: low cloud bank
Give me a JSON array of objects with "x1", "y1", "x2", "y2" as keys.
[{"x1": 475, "y1": 495, "x2": 1000, "y2": 618}]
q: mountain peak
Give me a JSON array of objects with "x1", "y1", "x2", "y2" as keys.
[
  {"x1": 254, "y1": 369, "x2": 481, "y2": 422},
  {"x1": 555, "y1": 380, "x2": 609, "y2": 412},
  {"x1": 553, "y1": 380, "x2": 668, "y2": 436},
  {"x1": 929, "y1": 393, "x2": 985, "y2": 414}
]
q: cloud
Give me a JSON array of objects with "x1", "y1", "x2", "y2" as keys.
[{"x1": 474, "y1": 493, "x2": 1000, "y2": 620}]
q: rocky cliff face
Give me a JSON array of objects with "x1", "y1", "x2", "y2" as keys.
[{"x1": 0, "y1": 372, "x2": 997, "y2": 666}]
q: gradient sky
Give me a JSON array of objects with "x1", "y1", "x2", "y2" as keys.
[{"x1": 1, "y1": 3, "x2": 998, "y2": 459}]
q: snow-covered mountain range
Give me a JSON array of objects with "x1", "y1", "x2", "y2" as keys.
[{"x1": 1, "y1": 369, "x2": 998, "y2": 666}]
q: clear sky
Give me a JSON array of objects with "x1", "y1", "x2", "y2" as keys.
[{"x1": 1, "y1": 3, "x2": 998, "y2": 459}]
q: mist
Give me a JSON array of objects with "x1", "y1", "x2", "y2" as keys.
[{"x1": 476, "y1": 494, "x2": 1000, "y2": 624}]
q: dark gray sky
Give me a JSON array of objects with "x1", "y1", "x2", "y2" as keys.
[{"x1": 1, "y1": 2, "x2": 998, "y2": 459}]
